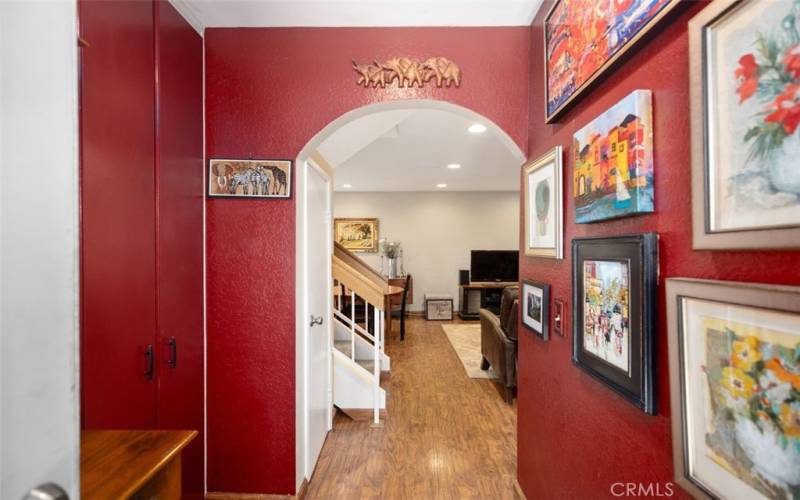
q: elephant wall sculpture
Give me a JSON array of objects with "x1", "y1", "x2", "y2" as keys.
[{"x1": 352, "y1": 57, "x2": 461, "y2": 89}]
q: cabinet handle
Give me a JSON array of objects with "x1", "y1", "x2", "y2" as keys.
[
  {"x1": 144, "y1": 344, "x2": 154, "y2": 380},
  {"x1": 167, "y1": 336, "x2": 177, "y2": 368}
]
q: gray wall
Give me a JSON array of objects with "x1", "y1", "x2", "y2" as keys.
[
  {"x1": 334, "y1": 191, "x2": 519, "y2": 312},
  {"x1": 1, "y1": 1, "x2": 80, "y2": 497}
]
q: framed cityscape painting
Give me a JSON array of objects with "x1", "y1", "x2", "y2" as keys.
[
  {"x1": 544, "y1": 0, "x2": 682, "y2": 122},
  {"x1": 573, "y1": 90, "x2": 654, "y2": 223},
  {"x1": 572, "y1": 233, "x2": 658, "y2": 415},
  {"x1": 690, "y1": 0, "x2": 800, "y2": 249},
  {"x1": 208, "y1": 159, "x2": 292, "y2": 198},
  {"x1": 524, "y1": 146, "x2": 563, "y2": 259},
  {"x1": 522, "y1": 280, "x2": 550, "y2": 340},
  {"x1": 334, "y1": 218, "x2": 379, "y2": 252},
  {"x1": 666, "y1": 278, "x2": 800, "y2": 499}
]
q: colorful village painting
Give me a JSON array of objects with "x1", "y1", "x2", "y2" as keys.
[
  {"x1": 573, "y1": 90, "x2": 654, "y2": 223},
  {"x1": 545, "y1": 0, "x2": 674, "y2": 117}
]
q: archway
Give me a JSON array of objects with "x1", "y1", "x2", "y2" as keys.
[{"x1": 294, "y1": 98, "x2": 525, "y2": 490}]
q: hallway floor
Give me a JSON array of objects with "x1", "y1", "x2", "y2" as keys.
[{"x1": 305, "y1": 316, "x2": 519, "y2": 499}]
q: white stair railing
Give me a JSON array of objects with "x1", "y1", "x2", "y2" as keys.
[{"x1": 332, "y1": 282, "x2": 384, "y2": 424}]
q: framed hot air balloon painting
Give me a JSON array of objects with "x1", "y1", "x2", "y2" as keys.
[{"x1": 524, "y1": 145, "x2": 563, "y2": 259}]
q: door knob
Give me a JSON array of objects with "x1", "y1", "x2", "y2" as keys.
[
  {"x1": 23, "y1": 483, "x2": 69, "y2": 500},
  {"x1": 310, "y1": 315, "x2": 324, "y2": 327}
]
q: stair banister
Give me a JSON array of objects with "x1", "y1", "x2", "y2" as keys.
[{"x1": 373, "y1": 305, "x2": 381, "y2": 424}]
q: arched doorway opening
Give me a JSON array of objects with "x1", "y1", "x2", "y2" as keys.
[{"x1": 294, "y1": 99, "x2": 525, "y2": 491}]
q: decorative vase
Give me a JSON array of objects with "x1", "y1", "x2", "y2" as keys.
[
  {"x1": 734, "y1": 416, "x2": 800, "y2": 492},
  {"x1": 387, "y1": 258, "x2": 398, "y2": 278},
  {"x1": 768, "y1": 133, "x2": 800, "y2": 195}
]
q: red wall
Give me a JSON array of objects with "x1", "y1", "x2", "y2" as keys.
[
  {"x1": 205, "y1": 27, "x2": 530, "y2": 494},
  {"x1": 155, "y1": 2, "x2": 205, "y2": 496},
  {"x1": 517, "y1": 3, "x2": 800, "y2": 499}
]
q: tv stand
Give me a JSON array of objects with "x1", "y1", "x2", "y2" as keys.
[{"x1": 458, "y1": 282, "x2": 518, "y2": 320}]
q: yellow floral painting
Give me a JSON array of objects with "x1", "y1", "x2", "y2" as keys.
[{"x1": 702, "y1": 317, "x2": 800, "y2": 498}]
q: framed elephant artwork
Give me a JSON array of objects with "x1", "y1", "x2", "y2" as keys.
[{"x1": 208, "y1": 159, "x2": 292, "y2": 199}]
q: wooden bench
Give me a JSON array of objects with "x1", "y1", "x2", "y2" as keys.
[{"x1": 81, "y1": 430, "x2": 197, "y2": 500}]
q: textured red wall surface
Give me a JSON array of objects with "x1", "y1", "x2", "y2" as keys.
[
  {"x1": 205, "y1": 27, "x2": 530, "y2": 494},
  {"x1": 518, "y1": 3, "x2": 800, "y2": 499}
]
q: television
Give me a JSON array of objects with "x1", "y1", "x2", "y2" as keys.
[{"x1": 470, "y1": 250, "x2": 519, "y2": 283}]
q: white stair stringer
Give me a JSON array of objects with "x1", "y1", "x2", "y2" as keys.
[
  {"x1": 333, "y1": 315, "x2": 390, "y2": 371},
  {"x1": 332, "y1": 348, "x2": 386, "y2": 410}
]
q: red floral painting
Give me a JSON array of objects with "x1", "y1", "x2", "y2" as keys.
[{"x1": 545, "y1": 0, "x2": 677, "y2": 120}]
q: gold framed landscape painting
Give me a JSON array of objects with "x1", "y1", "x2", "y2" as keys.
[
  {"x1": 667, "y1": 278, "x2": 800, "y2": 499},
  {"x1": 334, "y1": 218, "x2": 378, "y2": 252}
]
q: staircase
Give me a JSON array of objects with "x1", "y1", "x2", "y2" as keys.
[{"x1": 332, "y1": 242, "x2": 393, "y2": 424}]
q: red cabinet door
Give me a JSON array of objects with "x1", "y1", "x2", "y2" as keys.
[
  {"x1": 154, "y1": 2, "x2": 205, "y2": 496},
  {"x1": 80, "y1": 0, "x2": 157, "y2": 429}
]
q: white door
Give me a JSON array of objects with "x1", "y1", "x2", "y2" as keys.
[
  {"x1": 1, "y1": 2, "x2": 80, "y2": 498},
  {"x1": 304, "y1": 159, "x2": 333, "y2": 478}
]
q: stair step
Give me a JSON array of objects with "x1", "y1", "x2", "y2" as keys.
[
  {"x1": 334, "y1": 340, "x2": 352, "y2": 357},
  {"x1": 334, "y1": 340, "x2": 379, "y2": 374},
  {"x1": 355, "y1": 359, "x2": 375, "y2": 373}
]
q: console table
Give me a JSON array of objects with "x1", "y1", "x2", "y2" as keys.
[{"x1": 458, "y1": 282, "x2": 518, "y2": 320}]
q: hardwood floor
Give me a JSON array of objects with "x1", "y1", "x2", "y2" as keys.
[{"x1": 305, "y1": 316, "x2": 518, "y2": 500}]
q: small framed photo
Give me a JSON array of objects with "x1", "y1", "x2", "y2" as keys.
[
  {"x1": 208, "y1": 159, "x2": 292, "y2": 199},
  {"x1": 666, "y1": 278, "x2": 800, "y2": 499},
  {"x1": 689, "y1": 0, "x2": 800, "y2": 249},
  {"x1": 522, "y1": 280, "x2": 550, "y2": 340},
  {"x1": 524, "y1": 146, "x2": 563, "y2": 259},
  {"x1": 334, "y1": 218, "x2": 379, "y2": 253},
  {"x1": 572, "y1": 233, "x2": 658, "y2": 415},
  {"x1": 425, "y1": 297, "x2": 453, "y2": 321}
]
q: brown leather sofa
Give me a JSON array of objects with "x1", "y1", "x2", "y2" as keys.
[{"x1": 479, "y1": 286, "x2": 519, "y2": 403}]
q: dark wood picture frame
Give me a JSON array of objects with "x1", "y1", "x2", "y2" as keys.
[
  {"x1": 689, "y1": 0, "x2": 800, "y2": 249},
  {"x1": 207, "y1": 158, "x2": 293, "y2": 199},
  {"x1": 522, "y1": 279, "x2": 550, "y2": 340},
  {"x1": 572, "y1": 233, "x2": 658, "y2": 415},
  {"x1": 544, "y1": 0, "x2": 684, "y2": 123}
]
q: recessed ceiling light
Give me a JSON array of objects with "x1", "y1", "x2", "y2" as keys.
[
  {"x1": 342, "y1": 184, "x2": 352, "y2": 188},
  {"x1": 447, "y1": 163, "x2": 461, "y2": 169},
  {"x1": 468, "y1": 123, "x2": 487, "y2": 134},
  {"x1": 436, "y1": 183, "x2": 447, "y2": 188}
]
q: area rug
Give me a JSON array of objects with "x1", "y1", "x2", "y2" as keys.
[{"x1": 441, "y1": 323, "x2": 496, "y2": 379}]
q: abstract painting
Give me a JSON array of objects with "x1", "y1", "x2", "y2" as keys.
[
  {"x1": 573, "y1": 90, "x2": 654, "y2": 223},
  {"x1": 690, "y1": 0, "x2": 800, "y2": 249},
  {"x1": 334, "y1": 218, "x2": 378, "y2": 252},
  {"x1": 524, "y1": 146, "x2": 563, "y2": 258},
  {"x1": 208, "y1": 159, "x2": 292, "y2": 198},
  {"x1": 582, "y1": 260, "x2": 630, "y2": 373},
  {"x1": 522, "y1": 280, "x2": 550, "y2": 339},
  {"x1": 544, "y1": 0, "x2": 680, "y2": 121},
  {"x1": 573, "y1": 234, "x2": 657, "y2": 415},
  {"x1": 667, "y1": 278, "x2": 800, "y2": 499}
]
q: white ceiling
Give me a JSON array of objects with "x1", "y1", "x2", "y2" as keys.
[
  {"x1": 169, "y1": 0, "x2": 543, "y2": 32},
  {"x1": 317, "y1": 109, "x2": 523, "y2": 192}
]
